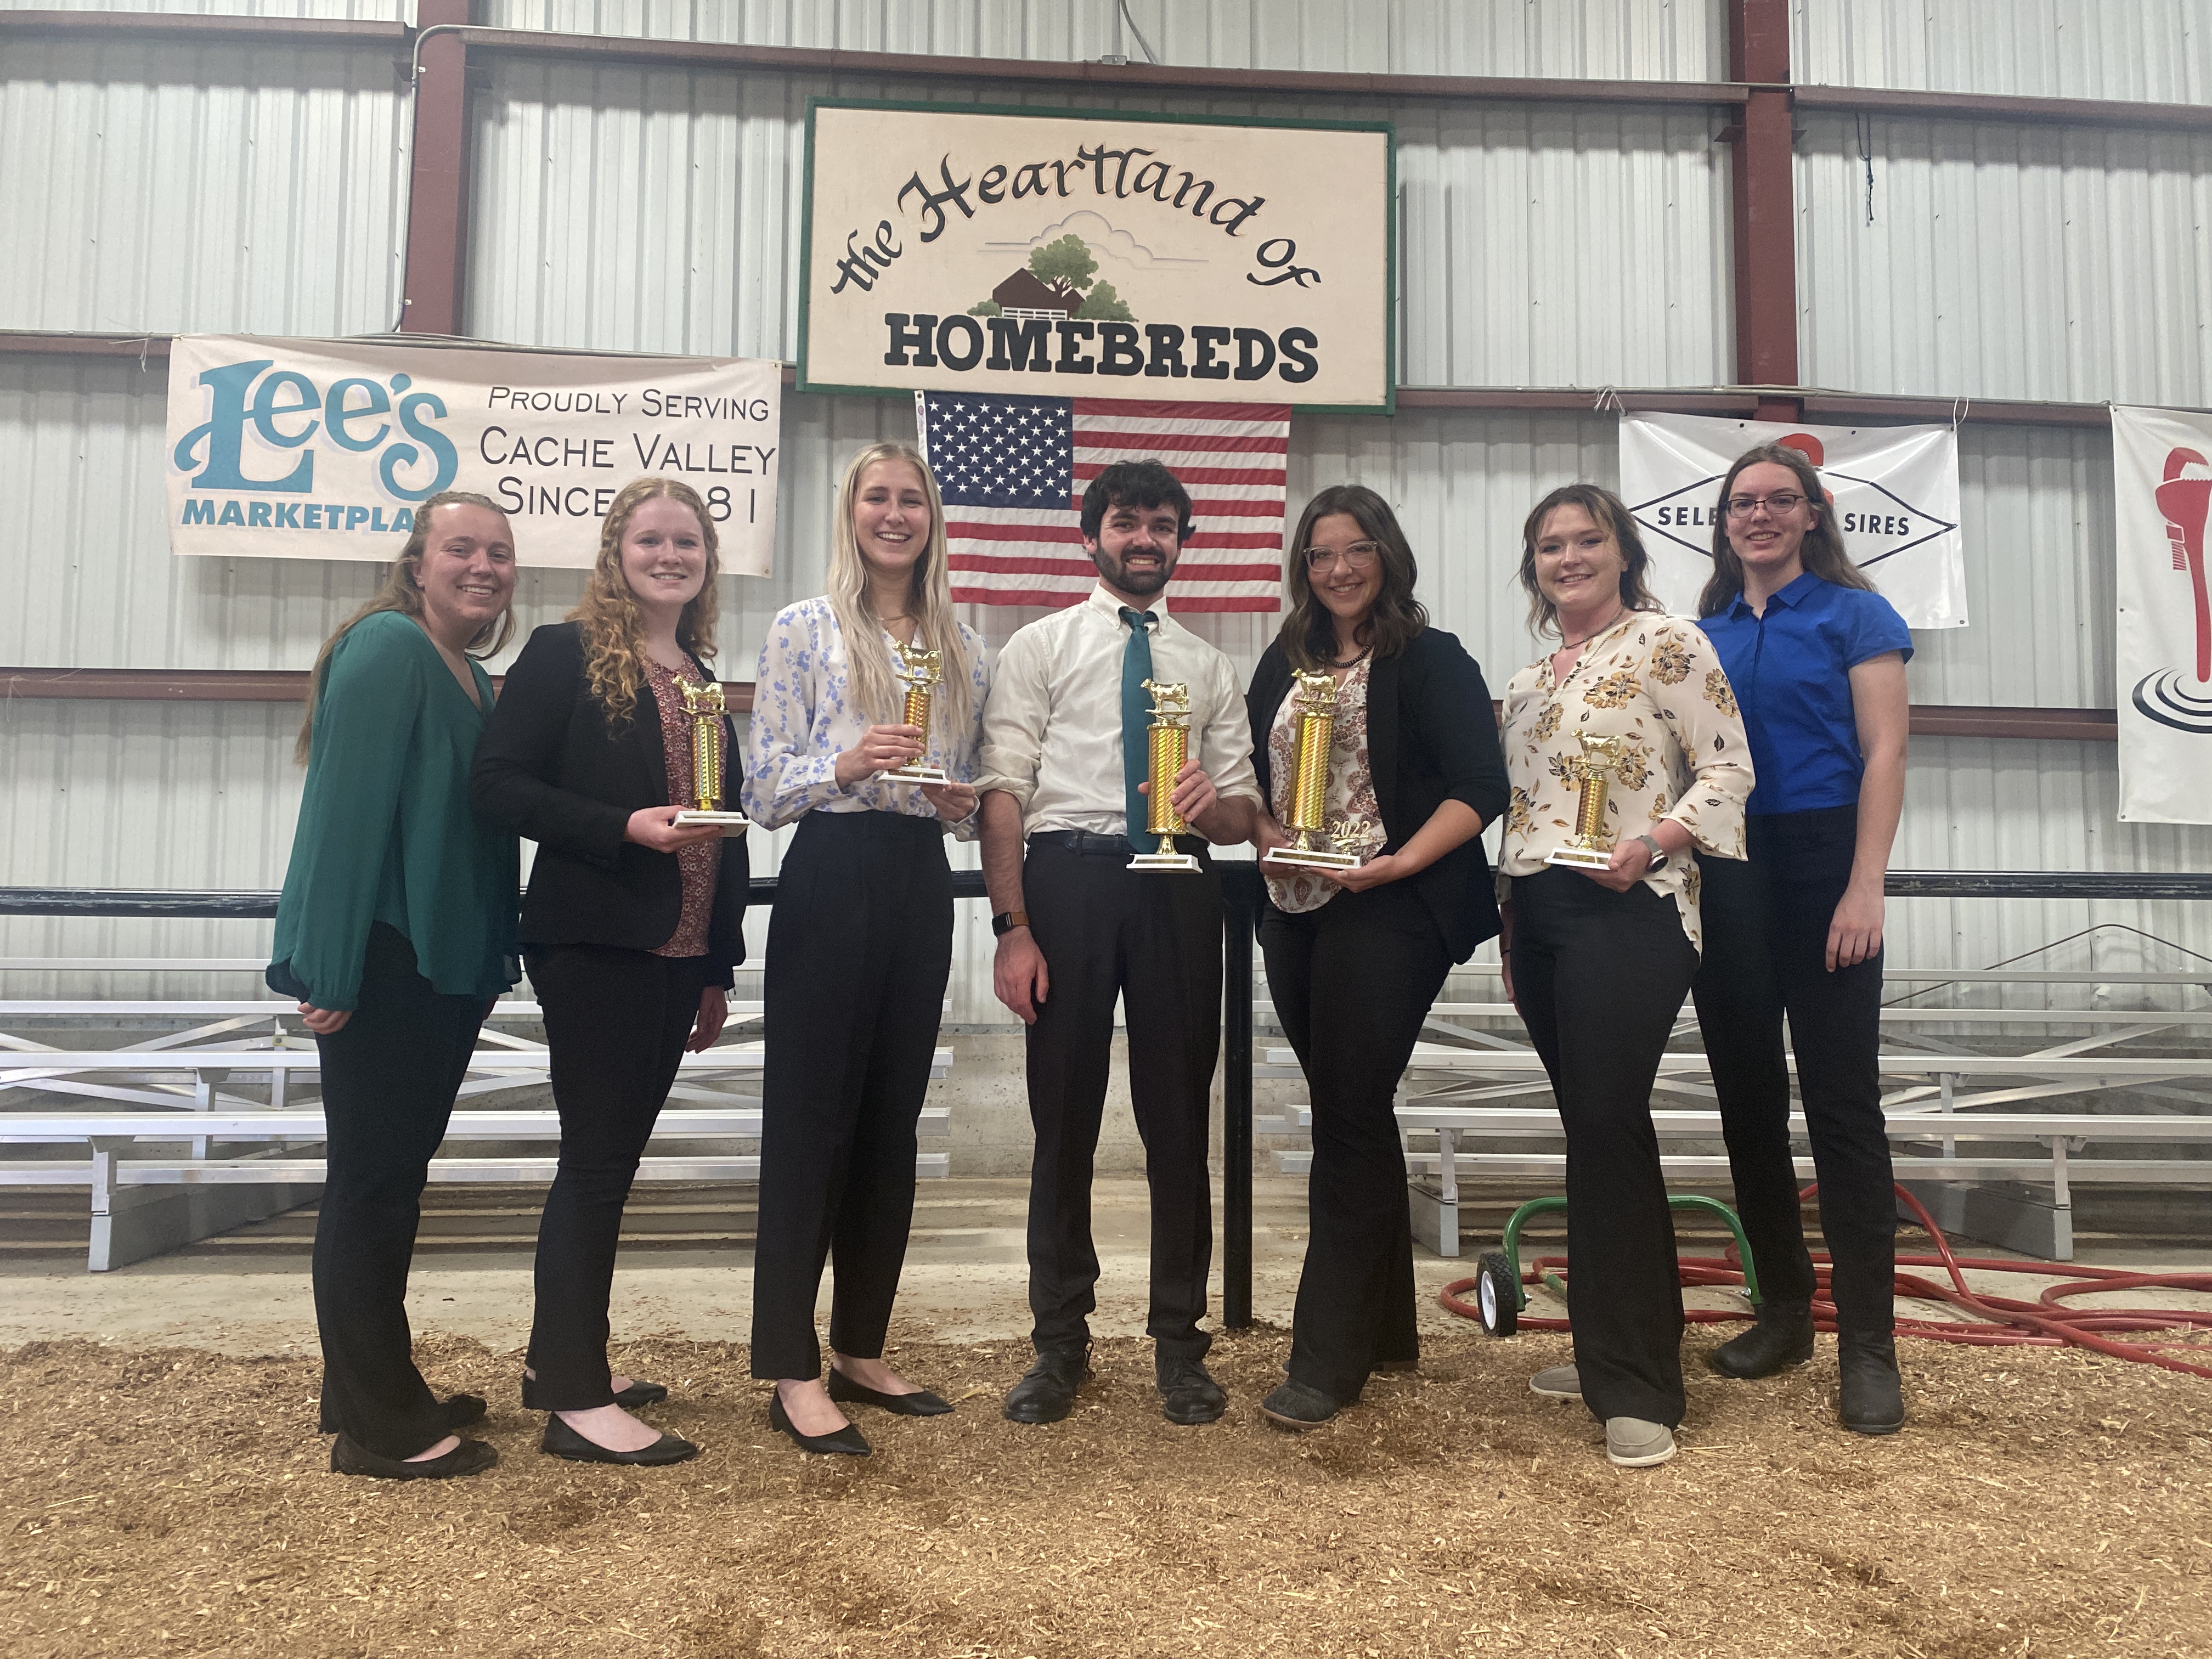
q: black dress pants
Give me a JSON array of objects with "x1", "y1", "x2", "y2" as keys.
[
  {"x1": 1511, "y1": 869, "x2": 1698, "y2": 1427},
  {"x1": 750, "y1": 811, "x2": 953, "y2": 1380},
  {"x1": 1693, "y1": 805, "x2": 1896, "y2": 1338},
  {"x1": 524, "y1": 941, "x2": 708, "y2": 1408},
  {"x1": 1023, "y1": 836, "x2": 1222, "y2": 1364},
  {"x1": 313, "y1": 923, "x2": 488, "y2": 1459},
  {"x1": 1261, "y1": 882, "x2": 1452, "y2": 1402}
]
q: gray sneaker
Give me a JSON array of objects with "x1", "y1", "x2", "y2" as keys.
[
  {"x1": 1528, "y1": 1364, "x2": 1582, "y2": 1399},
  {"x1": 1605, "y1": 1417, "x2": 1677, "y2": 1468}
]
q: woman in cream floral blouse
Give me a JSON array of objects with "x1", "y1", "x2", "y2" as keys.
[{"x1": 1496, "y1": 482, "x2": 1754, "y2": 1472}]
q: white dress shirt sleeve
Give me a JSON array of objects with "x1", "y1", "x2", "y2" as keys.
[
  {"x1": 1198, "y1": 647, "x2": 1262, "y2": 808},
  {"x1": 973, "y1": 624, "x2": 1051, "y2": 813}
]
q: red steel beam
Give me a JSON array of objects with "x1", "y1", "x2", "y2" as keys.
[
  {"x1": 1728, "y1": 0, "x2": 1799, "y2": 424},
  {"x1": 399, "y1": 0, "x2": 472, "y2": 337}
]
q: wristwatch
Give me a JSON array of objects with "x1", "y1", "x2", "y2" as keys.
[
  {"x1": 1631, "y1": 833, "x2": 1669, "y2": 872},
  {"x1": 991, "y1": 909, "x2": 1030, "y2": 937}
]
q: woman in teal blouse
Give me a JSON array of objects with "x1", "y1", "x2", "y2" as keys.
[{"x1": 268, "y1": 489, "x2": 521, "y2": 1481}]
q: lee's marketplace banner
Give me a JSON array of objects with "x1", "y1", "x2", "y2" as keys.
[
  {"x1": 2111, "y1": 405, "x2": 2212, "y2": 825},
  {"x1": 165, "y1": 337, "x2": 781, "y2": 573},
  {"x1": 799, "y1": 101, "x2": 1393, "y2": 410},
  {"x1": 1618, "y1": 413, "x2": 1968, "y2": 632}
]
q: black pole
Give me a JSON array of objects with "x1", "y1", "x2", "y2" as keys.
[{"x1": 1220, "y1": 863, "x2": 1257, "y2": 1328}]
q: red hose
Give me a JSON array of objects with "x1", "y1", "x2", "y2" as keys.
[{"x1": 1440, "y1": 1182, "x2": 2212, "y2": 1380}]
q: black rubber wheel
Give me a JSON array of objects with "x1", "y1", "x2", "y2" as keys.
[{"x1": 1474, "y1": 1251, "x2": 1519, "y2": 1337}]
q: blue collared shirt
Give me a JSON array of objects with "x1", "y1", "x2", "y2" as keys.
[{"x1": 1699, "y1": 571, "x2": 1912, "y2": 816}]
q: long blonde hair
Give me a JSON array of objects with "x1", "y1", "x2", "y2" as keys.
[
  {"x1": 571, "y1": 477, "x2": 721, "y2": 726},
  {"x1": 828, "y1": 443, "x2": 974, "y2": 737},
  {"x1": 294, "y1": 490, "x2": 515, "y2": 764}
]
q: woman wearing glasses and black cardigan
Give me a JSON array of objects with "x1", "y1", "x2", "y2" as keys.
[{"x1": 1245, "y1": 484, "x2": 1510, "y2": 1430}]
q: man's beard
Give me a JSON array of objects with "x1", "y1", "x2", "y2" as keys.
[{"x1": 1094, "y1": 545, "x2": 1171, "y2": 596}]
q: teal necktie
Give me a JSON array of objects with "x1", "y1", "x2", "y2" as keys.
[{"x1": 1120, "y1": 607, "x2": 1158, "y2": 851}]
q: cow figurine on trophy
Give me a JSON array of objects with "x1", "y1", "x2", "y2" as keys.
[
  {"x1": 1127, "y1": 679, "x2": 1202, "y2": 874},
  {"x1": 671, "y1": 679, "x2": 749, "y2": 835},
  {"x1": 885, "y1": 641, "x2": 950, "y2": 785},
  {"x1": 1262, "y1": 669, "x2": 1362, "y2": 872}
]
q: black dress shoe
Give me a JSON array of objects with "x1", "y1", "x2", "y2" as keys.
[
  {"x1": 1707, "y1": 1298, "x2": 1816, "y2": 1379},
  {"x1": 541, "y1": 1414, "x2": 701, "y2": 1466},
  {"x1": 1259, "y1": 1379, "x2": 1340, "y2": 1431},
  {"x1": 828, "y1": 1367, "x2": 953, "y2": 1417},
  {"x1": 1158, "y1": 1356, "x2": 1227, "y2": 1426},
  {"x1": 330, "y1": 1432, "x2": 498, "y2": 1481},
  {"x1": 319, "y1": 1392, "x2": 486, "y2": 1436},
  {"x1": 768, "y1": 1390, "x2": 870, "y2": 1456},
  {"x1": 1837, "y1": 1334, "x2": 1906, "y2": 1435},
  {"x1": 521, "y1": 1374, "x2": 670, "y2": 1411},
  {"x1": 1002, "y1": 1350, "x2": 1090, "y2": 1425}
]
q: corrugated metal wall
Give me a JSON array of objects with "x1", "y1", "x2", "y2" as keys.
[
  {"x1": 1796, "y1": 0, "x2": 2212, "y2": 101},
  {"x1": 7, "y1": 0, "x2": 2212, "y2": 1016}
]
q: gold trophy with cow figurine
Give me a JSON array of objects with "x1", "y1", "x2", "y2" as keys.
[
  {"x1": 1544, "y1": 732, "x2": 1625, "y2": 869},
  {"x1": 885, "y1": 641, "x2": 950, "y2": 785},
  {"x1": 1127, "y1": 679, "x2": 1202, "y2": 874},
  {"x1": 1262, "y1": 669, "x2": 1362, "y2": 871},
  {"x1": 671, "y1": 679, "x2": 749, "y2": 835}
]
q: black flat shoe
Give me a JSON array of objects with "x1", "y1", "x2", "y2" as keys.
[
  {"x1": 540, "y1": 1414, "x2": 699, "y2": 1466},
  {"x1": 1707, "y1": 1299, "x2": 1816, "y2": 1379},
  {"x1": 1158, "y1": 1356, "x2": 1227, "y2": 1426},
  {"x1": 1837, "y1": 1335, "x2": 1906, "y2": 1435},
  {"x1": 319, "y1": 1392, "x2": 487, "y2": 1436},
  {"x1": 768, "y1": 1390, "x2": 870, "y2": 1456},
  {"x1": 330, "y1": 1433, "x2": 498, "y2": 1481},
  {"x1": 521, "y1": 1374, "x2": 670, "y2": 1411},
  {"x1": 1260, "y1": 1379, "x2": 1340, "y2": 1431},
  {"x1": 1002, "y1": 1349, "x2": 1090, "y2": 1425},
  {"x1": 828, "y1": 1367, "x2": 953, "y2": 1417}
]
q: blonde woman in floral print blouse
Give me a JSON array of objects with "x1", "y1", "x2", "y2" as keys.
[{"x1": 1495, "y1": 483, "x2": 1753, "y2": 1472}]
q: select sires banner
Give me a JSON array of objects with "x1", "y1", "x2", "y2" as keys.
[
  {"x1": 2111, "y1": 405, "x2": 2212, "y2": 825},
  {"x1": 165, "y1": 336, "x2": 782, "y2": 572},
  {"x1": 1618, "y1": 413, "x2": 1967, "y2": 632},
  {"x1": 799, "y1": 101, "x2": 1392, "y2": 409}
]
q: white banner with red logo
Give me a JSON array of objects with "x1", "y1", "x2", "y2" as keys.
[
  {"x1": 1617, "y1": 412, "x2": 1967, "y2": 632},
  {"x1": 2111, "y1": 406, "x2": 2212, "y2": 824}
]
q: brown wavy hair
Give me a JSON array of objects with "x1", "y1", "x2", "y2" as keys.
[
  {"x1": 571, "y1": 478, "x2": 721, "y2": 726},
  {"x1": 1516, "y1": 483, "x2": 1662, "y2": 638},
  {"x1": 1277, "y1": 484, "x2": 1428, "y2": 672},
  {"x1": 294, "y1": 490, "x2": 515, "y2": 764},
  {"x1": 1697, "y1": 442, "x2": 1876, "y2": 618}
]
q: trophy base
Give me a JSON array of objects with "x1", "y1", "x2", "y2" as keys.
[
  {"x1": 1262, "y1": 846, "x2": 1362, "y2": 871},
  {"x1": 1128, "y1": 848, "x2": 1203, "y2": 874},
  {"x1": 673, "y1": 810, "x2": 750, "y2": 838},
  {"x1": 1544, "y1": 844, "x2": 1615, "y2": 870},
  {"x1": 885, "y1": 765, "x2": 951, "y2": 785}
]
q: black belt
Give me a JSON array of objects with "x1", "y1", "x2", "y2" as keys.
[{"x1": 1029, "y1": 829, "x2": 1209, "y2": 858}]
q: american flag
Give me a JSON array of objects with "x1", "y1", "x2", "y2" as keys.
[{"x1": 915, "y1": 392, "x2": 1288, "y2": 612}]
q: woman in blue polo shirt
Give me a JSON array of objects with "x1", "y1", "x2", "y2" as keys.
[{"x1": 1692, "y1": 441, "x2": 1911, "y2": 1436}]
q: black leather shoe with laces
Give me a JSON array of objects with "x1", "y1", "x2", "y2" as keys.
[
  {"x1": 1837, "y1": 1334, "x2": 1906, "y2": 1435},
  {"x1": 1707, "y1": 1298, "x2": 1816, "y2": 1379},
  {"x1": 1157, "y1": 1356, "x2": 1227, "y2": 1426},
  {"x1": 1002, "y1": 1349, "x2": 1090, "y2": 1425}
]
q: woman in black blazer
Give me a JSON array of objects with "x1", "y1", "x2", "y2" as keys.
[
  {"x1": 472, "y1": 477, "x2": 748, "y2": 1466},
  {"x1": 1248, "y1": 484, "x2": 1510, "y2": 1430}
]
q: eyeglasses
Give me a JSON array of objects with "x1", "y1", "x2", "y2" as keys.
[
  {"x1": 1723, "y1": 491, "x2": 1805, "y2": 520},
  {"x1": 1302, "y1": 540, "x2": 1382, "y2": 572}
]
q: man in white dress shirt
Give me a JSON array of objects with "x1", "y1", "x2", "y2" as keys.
[{"x1": 976, "y1": 458, "x2": 1266, "y2": 1428}]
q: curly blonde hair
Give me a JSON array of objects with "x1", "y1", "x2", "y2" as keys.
[
  {"x1": 570, "y1": 477, "x2": 721, "y2": 725},
  {"x1": 294, "y1": 490, "x2": 515, "y2": 764},
  {"x1": 828, "y1": 442, "x2": 974, "y2": 738}
]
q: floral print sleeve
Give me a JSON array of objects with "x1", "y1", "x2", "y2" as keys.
[
  {"x1": 1494, "y1": 611, "x2": 1753, "y2": 953},
  {"x1": 741, "y1": 597, "x2": 992, "y2": 837}
]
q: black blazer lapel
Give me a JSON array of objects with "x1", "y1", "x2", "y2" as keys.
[{"x1": 1367, "y1": 648, "x2": 1402, "y2": 836}]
